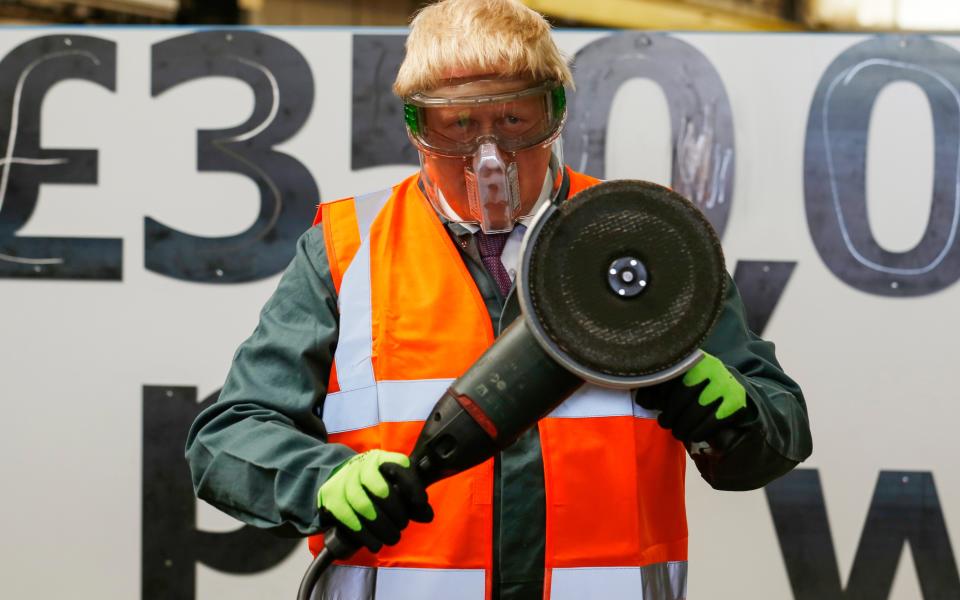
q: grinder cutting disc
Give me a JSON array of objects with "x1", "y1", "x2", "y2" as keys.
[{"x1": 518, "y1": 179, "x2": 726, "y2": 388}]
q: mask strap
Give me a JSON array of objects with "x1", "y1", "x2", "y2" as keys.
[{"x1": 549, "y1": 150, "x2": 568, "y2": 208}]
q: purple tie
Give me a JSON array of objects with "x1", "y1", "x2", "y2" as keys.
[{"x1": 476, "y1": 232, "x2": 512, "y2": 296}]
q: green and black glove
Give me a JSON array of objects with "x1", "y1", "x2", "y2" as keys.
[
  {"x1": 635, "y1": 351, "x2": 754, "y2": 445},
  {"x1": 317, "y1": 449, "x2": 433, "y2": 552}
]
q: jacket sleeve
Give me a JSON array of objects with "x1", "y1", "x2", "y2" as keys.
[
  {"x1": 689, "y1": 274, "x2": 813, "y2": 491},
  {"x1": 184, "y1": 225, "x2": 356, "y2": 536}
]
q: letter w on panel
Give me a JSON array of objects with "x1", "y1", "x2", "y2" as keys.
[{"x1": 766, "y1": 469, "x2": 960, "y2": 599}]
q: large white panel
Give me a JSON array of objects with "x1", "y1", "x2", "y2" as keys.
[{"x1": 0, "y1": 27, "x2": 955, "y2": 600}]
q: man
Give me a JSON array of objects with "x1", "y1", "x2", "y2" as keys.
[{"x1": 186, "y1": 1, "x2": 812, "y2": 598}]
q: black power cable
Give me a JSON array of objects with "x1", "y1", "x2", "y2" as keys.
[{"x1": 297, "y1": 547, "x2": 335, "y2": 600}]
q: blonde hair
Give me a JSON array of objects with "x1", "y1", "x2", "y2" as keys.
[{"x1": 393, "y1": 0, "x2": 573, "y2": 98}]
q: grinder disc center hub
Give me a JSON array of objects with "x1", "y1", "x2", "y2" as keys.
[{"x1": 607, "y1": 256, "x2": 648, "y2": 298}]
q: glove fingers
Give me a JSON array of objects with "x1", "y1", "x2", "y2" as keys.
[
  {"x1": 373, "y1": 485, "x2": 410, "y2": 532},
  {"x1": 376, "y1": 450, "x2": 411, "y2": 468},
  {"x1": 320, "y1": 493, "x2": 362, "y2": 533},
  {"x1": 671, "y1": 401, "x2": 714, "y2": 443},
  {"x1": 656, "y1": 378, "x2": 708, "y2": 430},
  {"x1": 345, "y1": 464, "x2": 378, "y2": 522},
  {"x1": 686, "y1": 412, "x2": 725, "y2": 443},
  {"x1": 337, "y1": 522, "x2": 384, "y2": 554},
  {"x1": 381, "y1": 462, "x2": 434, "y2": 523},
  {"x1": 696, "y1": 377, "x2": 747, "y2": 421},
  {"x1": 696, "y1": 379, "x2": 724, "y2": 407},
  {"x1": 634, "y1": 380, "x2": 674, "y2": 411},
  {"x1": 715, "y1": 382, "x2": 747, "y2": 420},
  {"x1": 682, "y1": 355, "x2": 714, "y2": 387},
  {"x1": 655, "y1": 390, "x2": 685, "y2": 429},
  {"x1": 360, "y1": 452, "x2": 392, "y2": 499},
  {"x1": 358, "y1": 504, "x2": 402, "y2": 546}
]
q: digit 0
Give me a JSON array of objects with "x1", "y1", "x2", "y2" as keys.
[
  {"x1": 563, "y1": 32, "x2": 736, "y2": 238},
  {"x1": 805, "y1": 35, "x2": 960, "y2": 296}
]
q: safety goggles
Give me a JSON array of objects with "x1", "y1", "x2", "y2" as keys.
[{"x1": 404, "y1": 80, "x2": 566, "y2": 157}]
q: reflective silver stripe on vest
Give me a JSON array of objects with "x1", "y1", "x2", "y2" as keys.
[
  {"x1": 549, "y1": 562, "x2": 688, "y2": 600},
  {"x1": 324, "y1": 379, "x2": 656, "y2": 433},
  {"x1": 332, "y1": 188, "x2": 392, "y2": 393},
  {"x1": 354, "y1": 188, "x2": 389, "y2": 241},
  {"x1": 377, "y1": 567, "x2": 485, "y2": 600},
  {"x1": 311, "y1": 565, "x2": 485, "y2": 600},
  {"x1": 323, "y1": 378, "x2": 454, "y2": 434},
  {"x1": 548, "y1": 385, "x2": 658, "y2": 420},
  {"x1": 311, "y1": 564, "x2": 374, "y2": 600}
]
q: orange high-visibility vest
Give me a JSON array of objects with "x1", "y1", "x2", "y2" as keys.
[{"x1": 308, "y1": 169, "x2": 688, "y2": 600}]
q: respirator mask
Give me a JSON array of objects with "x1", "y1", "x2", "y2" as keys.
[{"x1": 404, "y1": 79, "x2": 567, "y2": 233}]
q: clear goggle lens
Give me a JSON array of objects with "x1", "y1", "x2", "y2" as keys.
[{"x1": 404, "y1": 81, "x2": 566, "y2": 156}]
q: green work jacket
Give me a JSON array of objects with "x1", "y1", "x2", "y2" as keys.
[{"x1": 185, "y1": 181, "x2": 813, "y2": 600}]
